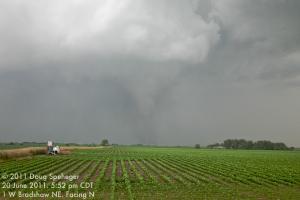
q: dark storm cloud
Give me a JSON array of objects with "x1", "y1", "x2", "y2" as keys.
[{"x1": 0, "y1": 0, "x2": 300, "y2": 146}]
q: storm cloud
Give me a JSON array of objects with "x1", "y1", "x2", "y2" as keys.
[{"x1": 0, "y1": 0, "x2": 300, "y2": 146}]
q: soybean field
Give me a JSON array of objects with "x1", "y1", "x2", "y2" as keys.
[{"x1": 0, "y1": 147, "x2": 300, "y2": 199}]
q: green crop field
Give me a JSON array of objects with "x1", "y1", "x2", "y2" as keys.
[{"x1": 0, "y1": 147, "x2": 300, "y2": 199}]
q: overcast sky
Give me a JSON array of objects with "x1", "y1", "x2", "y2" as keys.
[{"x1": 0, "y1": 0, "x2": 300, "y2": 146}]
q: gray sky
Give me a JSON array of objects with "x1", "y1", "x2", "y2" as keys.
[{"x1": 0, "y1": 0, "x2": 300, "y2": 146}]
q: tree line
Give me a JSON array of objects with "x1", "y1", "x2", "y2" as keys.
[{"x1": 207, "y1": 139, "x2": 294, "y2": 150}]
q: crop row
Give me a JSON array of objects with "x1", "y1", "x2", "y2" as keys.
[{"x1": 1, "y1": 147, "x2": 299, "y2": 200}]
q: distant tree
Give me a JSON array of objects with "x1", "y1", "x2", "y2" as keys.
[
  {"x1": 245, "y1": 140, "x2": 254, "y2": 149},
  {"x1": 253, "y1": 140, "x2": 273, "y2": 150},
  {"x1": 223, "y1": 139, "x2": 233, "y2": 149},
  {"x1": 273, "y1": 142, "x2": 288, "y2": 150},
  {"x1": 101, "y1": 139, "x2": 109, "y2": 146},
  {"x1": 220, "y1": 139, "x2": 289, "y2": 150},
  {"x1": 195, "y1": 144, "x2": 200, "y2": 149}
]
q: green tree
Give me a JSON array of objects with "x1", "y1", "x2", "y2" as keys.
[
  {"x1": 101, "y1": 139, "x2": 109, "y2": 146},
  {"x1": 195, "y1": 144, "x2": 200, "y2": 149}
]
